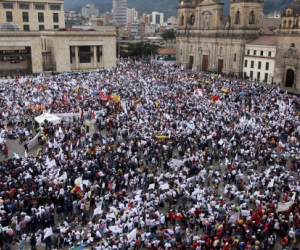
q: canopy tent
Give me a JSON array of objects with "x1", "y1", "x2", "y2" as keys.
[{"x1": 35, "y1": 113, "x2": 61, "y2": 125}]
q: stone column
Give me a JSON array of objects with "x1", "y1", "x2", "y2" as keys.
[
  {"x1": 75, "y1": 46, "x2": 79, "y2": 70},
  {"x1": 93, "y1": 46, "x2": 97, "y2": 68}
]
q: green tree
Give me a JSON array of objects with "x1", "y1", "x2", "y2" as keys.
[
  {"x1": 160, "y1": 28, "x2": 176, "y2": 47},
  {"x1": 128, "y1": 41, "x2": 158, "y2": 58}
]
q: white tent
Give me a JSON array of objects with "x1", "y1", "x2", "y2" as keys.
[{"x1": 35, "y1": 113, "x2": 61, "y2": 125}]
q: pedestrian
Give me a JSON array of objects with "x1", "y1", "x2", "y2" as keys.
[{"x1": 30, "y1": 233, "x2": 37, "y2": 250}]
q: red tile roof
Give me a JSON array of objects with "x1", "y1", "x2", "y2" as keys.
[{"x1": 248, "y1": 35, "x2": 278, "y2": 46}]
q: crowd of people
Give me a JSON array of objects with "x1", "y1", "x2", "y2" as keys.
[{"x1": 0, "y1": 59, "x2": 298, "y2": 250}]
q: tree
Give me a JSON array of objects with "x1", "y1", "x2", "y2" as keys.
[
  {"x1": 160, "y1": 28, "x2": 176, "y2": 47},
  {"x1": 128, "y1": 41, "x2": 158, "y2": 58}
]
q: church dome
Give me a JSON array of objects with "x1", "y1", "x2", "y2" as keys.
[{"x1": 0, "y1": 22, "x2": 21, "y2": 31}]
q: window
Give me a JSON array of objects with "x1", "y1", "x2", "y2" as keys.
[
  {"x1": 250, "y1": 71, "x2": 253, "y2": 79},
  {"x1": 257, "y1": 72, "x2": 260, "y2": 80},
  {"x1": 22, "y1": 12, "x2": 29, "y2": 22},
  {"x1": 234, "y1": 53, "x2": 236, "y2": 62},
  {"x1": 35, "y1": 4, "x2": 45, "y2": 10},
  {"x1": 50, "y1": 5, "x2": 61, "y2": 10},
  {"x1": 39, "y1": 25, "x2": 45, "y2": 31},
  {"x1": 249, "y1": 11, "x2": 255, "y2": 24},
  {"x1": 79, "y1": 46, "x2": 91, "y2": 63},
  {"x1": 6, "y1": 12, "x2": 13, "y2": 22},
  {"x1": 253, "y1": 50, "x2": 256, "y2": 55},
  {"x1": 219, "y1": 47, "x2": 223, "y2": 55},
  {"x1": 258, "y1": 61, "x2": 261, "y2": 69},
  {"x1": 264, "y1": 73, "x2": 268, "y2": 82},
  {"x1": 235, "y1": 11, "x2": 241, "y2": 24},
  {"x1": 53, "y1": 13, "x2": 59, "y2": 23},
  {"x1": 54, "y1": 25, "x2": 59, "y2": 29},
  {"x1": 268, "y1": 51, "x2": 272, "y2": 57},
  {"x1": 180, "y1": 15, "x2": 184, "y2": 26},
  {"x1": 247, "y1": 50, "x2": 250, "y2": 55},
  {"x1": 260, "y1": 51, "x2": 263, "y2": 56},
  {"x1": 3, "y1": 3, "x2": 13, "y2": 9},
  {"x1": 244, "y1": 60, "x2": 248, "y2": 67},
  {"x1": 289, "y1": 20, "x2": 292, "y2": 28},
  {"x1": 38, "y1": 13, "x2": 44, "y2": 22},
  {"x1": 19, "y1": 4, "x2": 29, "y2": 9},
  {"x1": 23, "y1": 25, "x2": 29, "y2": 31},
  {"x1": 251, "y1": 61, "x2": 254, "y2": 68},
  {"x1": 283, "y1": 20, "x2": 287, "y2": 28},
  {"x1": 265, "y1": 62, "x2": 269, "y2": 71},
  {"x1": 190, "y1": 15, "x2": 195, "y2": 25}
]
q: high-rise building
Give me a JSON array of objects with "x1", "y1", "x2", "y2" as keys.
[
  {"x1": 150, "y1": 11, "x2": 164, "y2": 25},
  {"x1": 127, "y1": 8, "x2": 138, "y2": 24},
  {"x1": 113, "y1": 0, "x2": 127, "y2": 27},
  {"x1": 81, "y1": 4, "x2": 99, "y2": 18},
  {"x1": 0, "y1": 0, "x2": 65, "y2": 31}
]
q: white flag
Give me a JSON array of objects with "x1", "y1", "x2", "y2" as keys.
[
  {"x1": 225, "y1": 157, "x2": 229, "y2": 166},
  {"x1": 93, "y1": 205, "x2": 103, "y2": 217},
  {"x1": 43, "y1": 227, "x2": 53, "y2": 239},
  {"x1": 24, "y1": 150, "x2": 28, "y2": 158},
  {"x1": 127, "y1": 228, "x2": 137, "y2": 242}
]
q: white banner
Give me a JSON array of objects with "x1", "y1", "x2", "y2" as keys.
[
  {"x1": 228, "y1": 212, "x2": 240, "y2": 223},
  {"x1": 54, "y1": 113, "x2": 79, "y2": 118},
  {"x1": 27, "y1": 132, "x2": 41, "y2": 149},
  {"x1": 109, "y1": 225, "x2": 123, "y2": 233},
  {"x1": 276, "y1": 200, "x2": 294, "y2": 213},
  {"x1": 127, "y1": 228, "x2": 137, "y2": 242},
  {"x1": 93, "y1": 205, "x2": 103, "y2": 217},
  {"x1": 241, "y1": 210, "x2": 250, "y2": 217},
  {"x1": 171, "y1": 159, "x2": 182, "y2": 167},
  {"x1": 43, "y1": 227, "x2": 53, "y2": 239}
]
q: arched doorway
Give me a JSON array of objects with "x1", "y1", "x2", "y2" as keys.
[{"x1": 286, "y1": 69, "x2": 295, "y2": 87}]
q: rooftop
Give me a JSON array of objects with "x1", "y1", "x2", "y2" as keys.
[
  {"x1": 248, "y1": 35, "x2": 278, "y2": 46},
  {"x1": 156, "y1": 47, "x2": 176, "y2": 55}
]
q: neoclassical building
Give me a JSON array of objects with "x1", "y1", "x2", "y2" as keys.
[{"x1": 176, "y1": 0, "x2": 263, "y2": 77}]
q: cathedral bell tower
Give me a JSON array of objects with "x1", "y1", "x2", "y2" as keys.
[{"x1": 230, "y1": 0, "x2": 263, "y2": 30}]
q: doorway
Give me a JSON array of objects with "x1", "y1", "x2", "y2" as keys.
[
  {"x1": 189, "y1": 56, "x2": 194, "y2": 70},
  {"x1": 218, "y1": 59, "x2": 223, "y2": 73},
  {"x1": 286, "y1": 69, "x2": 294, "y2": 87},
  {"x1": 202, "y1": 55, "x2": 208, "y2": 71}
]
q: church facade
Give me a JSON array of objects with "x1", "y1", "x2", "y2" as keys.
[
  {"x1": 176, "y1": 0, "x2": 263, "y2": 78},
  {"x1": 273, "y1": 0, "x2": 300, "y2": 89}
]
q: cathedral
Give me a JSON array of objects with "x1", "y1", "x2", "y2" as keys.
[{"x1": 176, "y1": 0, "x2": 300, "y2": 90}]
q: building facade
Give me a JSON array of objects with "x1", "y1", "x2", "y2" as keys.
[
  {"x1": 150, "y1": 11, "x2": 164, "y2": 25},
  {"x1": 273, "y1": 0, "x2": 300, "y2": 89},
  {"x1": 243, "y1": 38, "x2": 277, "y2": 83},
  {"x1": 81, "y1": 4, "x2": 99, "y2": 18},
  {"x1": 176, "y1": 0, "x2": 263, "y2": 76},
  {"x1": 113, "y1": 0, "x2": 127, "y2": 27},
  {"x1": 0, "y1": 0, "x2": 64, "y2": 31},
  {"x1": 127, "y1": 8, "x2": 138, "y2": 24}
]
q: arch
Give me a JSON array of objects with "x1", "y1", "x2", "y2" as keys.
[
  {"x1": 235, "y1": 11, "x2": 241, "y2": 24},
  {"x1": 289, "y1": 20, "x2": 292, "y2": 28},
  {"x1": 286, "y1": 69, "x2": 294, "y2": 87},
  {"x1": 180, "y1": 15, "x2": 184, "y2": 26},
  {"x1": 190, "y1": 15, "x2": 195, "y2": 25},
  {"x1": 249, "y1": 11, "x2": 255, "y2": 24},
  {"x1": 283, "y1": 20, "x2": 287, "y2": 28}
]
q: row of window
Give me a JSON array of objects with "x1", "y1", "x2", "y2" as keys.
[
  {"x1": 3, "y1": 3, "x2": 61, "y2": 10},
  {"x1": 246, "y1": 50, "x2": 272, "y2": 57},
  {"x1": 23, "y1": 24, "x2": 59, "y2": 31},
  {"x1": 235, "y1": 11, "x2": 255, "y2": 25},
  {"x1": 249, "y1": 71, "x2": 268, "y2": 82},
  {"x1": 244, "y1": 60, "x2": 270, "y2": 70},
  {"x1": 6, "y1": 12, "x2": 59, "y2": 23}
]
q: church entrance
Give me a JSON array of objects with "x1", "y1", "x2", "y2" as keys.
[
  {"x1": 286, "y1": 69, "x2": 295, "y2": 87},
  {"x1": 189, "y1": 56, "x2": 194, "y2": 70},
  {"x1": 218, "y1": 59, "x2": 223, "y2": 73},
  {"x1": 202, "y1": 55, "x2": 208, "y2": 71}
]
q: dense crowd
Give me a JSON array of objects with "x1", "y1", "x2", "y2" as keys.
[{"x1": 0, "y1": 60, "x2": 298, "y2": 250}]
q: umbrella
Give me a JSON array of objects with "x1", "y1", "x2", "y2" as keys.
[
  {"x1": 212, "y1": 95, "x2": 220, "y2": 101},
  {"x1": 91, "y1": 91, "x2": 99, "y2": 95},
  {"x1": 221, "y1": 88, "x2": 230, "y2": 93},
  {"x1": 252, "y1": 90, "x2": 259, "y2": 95},
  {"x1": 238, "y1": 91, "x2": 247, "y2": 96}
]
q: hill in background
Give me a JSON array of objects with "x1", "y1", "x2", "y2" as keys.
[{"x1": 64, "y1": 0, "x2": 293, "y2": 19}]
